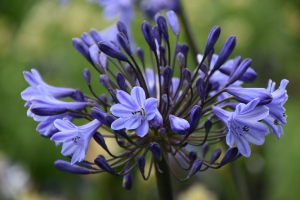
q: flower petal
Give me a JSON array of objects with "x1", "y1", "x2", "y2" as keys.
[
  {"x1": 212, "y1": 106, "x2": 231, "y2": 125},
  {"x1": 136, "y1": 120, "x2": 149, "y2": 138},
  {"x1": 232, "y1": 133, "x2": 251, "y2": 157},
  {"x1": 111, "y1": 104, "x2": 135, "y2": 118},
  {"x1": 144, "y1": 98, "x2": 158, "y2": 120},
  {"x1": 124, "y1": 116, "x2": 141, "y2": 129},
  {"x1": 116, "y1": 90, "x2": 137, "y2": 109},
  {"x1": 51, "y1": 130, "x2": 78, "y2": 142},
  {"x1": 54, "y1": 119, "x2": 77, "y2": 131},
  {"x1": 131, "y1": 87, "x2": 146, "y2": 108},
  {"x1": 226, "y1": 130, "x2": 234, "y2": 146},
  {"x1": 111, "y1": 117, "x2": 129, "y2": 130}
]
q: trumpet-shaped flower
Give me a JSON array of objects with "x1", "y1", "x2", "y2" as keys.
[
  {"x1": 110, "y1": 87, "x2": 159, "y2": 137},
  {"x1": 51, "y1": 118, "x2": 102, "y2": 164},
  {"x1": 263, "y1": 79, "x2": 288, "y2": 139},
  {"x1": 213, "y1": 98, "x2": 269, "y2": 157}
]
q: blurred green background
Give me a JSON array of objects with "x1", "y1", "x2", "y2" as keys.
[{"x1": 0, "y1": 0, "x2": 299, "y2": 199}]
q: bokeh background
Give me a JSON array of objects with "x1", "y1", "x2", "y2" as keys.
[{"x1": 0, "y1": 0, "x2": 300, "y2": 199}]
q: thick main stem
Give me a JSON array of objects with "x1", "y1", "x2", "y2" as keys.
[{"x1": 155, "y1": 153, "x2": 173, "y2": 200}]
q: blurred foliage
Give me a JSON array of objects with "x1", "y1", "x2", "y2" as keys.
[{"x1": 0, "y1": 0, "x2": 299, "y2": 199}]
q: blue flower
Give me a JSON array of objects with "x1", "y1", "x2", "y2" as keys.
[
  {"x1": 51, "y1": 118, "x2": 102, "y2": 164},
  {"x1": 29, "y1": 85, "x2": 88, "y2": 116},
  {"x1": 21, "y1": 69, "x2": 75, "y2": 102},
  {"x1": 263, "y1": 79, "x2": 288, "y2": 139},
  {"x1": 213, "y1": 98, "x2": 269, "y2": 157},
  {"x1": 110, "y1": 87, "x2": 159, "y2": 137}
]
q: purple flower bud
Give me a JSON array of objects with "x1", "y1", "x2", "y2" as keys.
[
  {"x1": 153, "y1": 25, "x2": 162, "y2": 45},
  {"x1": 163, "y1": 66, "x2": 172, "y2": 88},
  {"x1": 177, "y1": 52, "x2": 184, "y2": 67},
  {"x1": 229, "y1": 56, "x2": 243, "y2": 77},
  {"x1": 200, "y1": 63, "x2": 208, "y2": 77},
  {"x1": 204, "y1": 119, "x2": 212, "y2": 136},
  {"x1": 90, "y1": 28, "x2": 103, "y2": 43},
  {"x1": 220, "y1": 147, "x2": 239, "y2": 166},
  {"x1": 204, "y1": 26, "x2": 221, "y2": 56},
  {"x1": 196, "y1": 78, "x2": 206, "y2": 102},
  {"x1": 116, "y1": 72, "x2": 127, "y2": 92},
  {"x1": 162, "y1": 94, "x2": 173, "y2": 106},
  {"x1": 166, "y1": 10, "x2": 180, "y2": 35},
  {"x1": 181, "y1": 43, "x2": 189, "y2": 58},
  {"x1": 213, "y1": 36, "x2": 236, "y2": 70},
  {"x1": 99, "y1": 74, "x2": 111, "y2": 90},
  {"x1": 149, "y1": 142, "x2": 162, "y2": 161},
  {"x1": 105, "y1": 115, "x2": 128, "y2": 138},
  {"x1": 227, "y1": 58, "x2": 252, "y2": 85},
  {"x1": 176, "y1": 42, "x2": 182, "y2": 54},
  {"x1": 117, "y1": 32, "x2": 132, "y2": 56},
  {"x1": 150, "y1": 110, "x2": 163, "y2": 129},
  {"x1": 72, "y1": 38, "x2": 92, "y2": 64},
  {"x1": 117, "y1": 139, "x2": 125, "y2": 146},
  {"x1": 93, "y1": 132, "x2": 108, "y2": 151},
  {"x1": 72, "y1": 89, "x2": 85, "y2": 102},
  {"x1": 117, "y1": 21, "x2": 129, "y2": 40},
  {"x1": 188, "y1": 151, "x2": 197, "y2": 164},
  {"x1": 99, "y1": 52, "x2": 107, "y2": 68},
  {"x1": 82, "y1": 68, "x2": 91, "y2": 85},
  {"x1": 110, "y1": 40, "x2": 120, "y2": 49},
  {"x1": 183, "y1": 68, "x2": 191, "y2": 84},
  {"x1": 202, "y1": 142, "x2": 210, "y2": 158},
  {"x1": 209, "y1": 148, "x2": 222, "y2": 164},
  {"x1": 99, "y1": 94, "x2": 108, "y2": 104},
  {"x1": 123, "y1": 166, "x2": 133, "y2": 190},
  {"x1": 169, "y1": 115, "x2": 190, "y2": 135},
  {"x1": 30, "y1": 105, "x2": 67, "y2": 116},
  {"x1": 228, "y1": 102, "x2": 239, "y2": 110},
  {"x1": 91, "y1": 107, "x2": 109, "y2": 126},
  {"x1": 54, "y1": 160, "x2": 90, "y2": 174},
  {"x1": 157, "y1": 15, "x2": 169, "y2": 41},
  {"x1": 207, "y1": 48, "x2": 214, "y2": 66},
  {"x1": 81, "y1": 32, "x2": 95, "y2": 47},
  {"x1": 98, "y1": 41, "x2": 128, "y2": 62},
  {"x1": 188, "y1": 105, "x2": 202, "y2": 134},
  {"x1": 137, "y1": 156, "x2": 146, "y2": 175},
  {"x1": 226, "y1": 87, "x2": 273, "y2": 105},
  {"x1": 141, "y1": 21, "x2": 156, "y2": 52},
  {"x1": 88, "y1": 44, "x2": 100, "y2": 65},
  {"x1": 94, "y1": 155, "x2": 116, "y2": 175},
  {"x1": 188, "y1": 159, "x2": 203, "y2": 178},
  {"x1": 136, "y1": 47, "x2": 145, "y2": 64}
]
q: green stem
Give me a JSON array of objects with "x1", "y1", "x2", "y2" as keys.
[{"x1": 155, "y1": 152, "x2": 173, "y2": 200}]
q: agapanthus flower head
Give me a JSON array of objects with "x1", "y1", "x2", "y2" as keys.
[{"x1": 21, "y1": 9, "x2": 288, "y2": 190}]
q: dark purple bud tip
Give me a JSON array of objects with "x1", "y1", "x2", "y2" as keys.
[
  {"x1": 163, "y1": 66, "x2": 172, "y2": 88},
  {"x1": 83, "y1": 68, "x2": 91, "y2": 85},
  {"x1": 188, "y1": 159, "x2": 203, "y2": 178},
  {"x1": 149, "y1": 142, "x2": 162, "y2": 161},
  {"x1": 200, "y1": 63, "x2": 209, "y2": 77},
  {"x1": 31, "y1": 106, "x2": 67, "y2": 116},
  {"x1": 177, "y1": 52, "x2": 184, "y2": 67},
  {"x1": 117, "y1": 21, "x2": 129, "y2": 40},
  {"x1": 117, "y1": 32, "x2": 132, "y2": 56},
  {"x1": 209, "y1": 148, "x2": 222, "y2": 164},
  {"x1": 116, "y1": 72, "x2": 127, "y2": 92},
  {"x1": 137, "y1": 156, "x2": 146, "y2": 175},
  {"x1": 204, "y1": 26, "x2": 221, "y2": 56},
  {"x1": 227, "y1": 58, "x2": 252, "y2": 85},
  {"x1": 91, "y1": 107, "x2": 108, "y2": 126},
  {"x1": 166, "y1": 10, "x2": 180, "y2": 35},
  {"x1": 98, "y1": 41, "x2": 128, "y2": 62},
  {"x1": 196, "y1": 78, "x2": 206, "y2": 102},
  {"x1": 157, "y1": 15, "x2": 169, "y2": 41},
  {"x1": 94, "y1": 155, "x2": 116, "y2": 175},
  {"x1": 151, "y1": 111, "x2": 163, "y2": 129},
  {"x1": 153, "y1": 25, "x2": 162, "y2": 45},
  {"x1": 183, "y1": 68, "x2": 192, "y2": 84},
  {"x1": 72, "y1": 38, "x2": 92, "y2": 64},
  {"x1": 162, "y1": 94, "x2": 173, "y2": 106},
  {"x1": 99, "y1": 94, "x2": 107, "y2": 104},
  {"x1": 81, "y1": 32, "x2": 95, "y2": 47},
  {"x1": 213, "y1": 36, "x2": 236, "y2": 70},
  {"x1": 93, "y1": 132, "x2": 108, "y2": 151},
  {"x1": 220, "y1": 147, "x2": 239, "y2": 166},
  {"x1": 136, "y1": 47, "x2": 145, "y2": 64},
  {"x1": 188, "y1": 151, "x2": 197, "y2": 164},
  {"x1": 90, "y1": 28, "x2": 103, "y2": 44},
  {"x1": 202, "y1": 142, "x2": 210, "y2": 158},
  {"x1": 54, "y1": 160, "x2": 90, "y2": 174},
  {"x1": 99, "y1": 74, "x2": 111, "y2": 90},
  {"x1": 207, "y1": 48, "x2": 214, "y2": 65},
  {"x1": 141, "y1": 21, "x2": 156, "y2": 52},
  {"x1": 181, "y1": 43, "x2": 189, "y2": 58},
  {"x1": 188, "y1": 105, "x2": 202, "y2": 134},
  {"x1": 122, "y1": 166, "x2": 133, "y2": 190},
  {"x1": 72, "y1": 89, "x2": 85, "y2": 102},
  {"x1": 204, "y1": 119, "x2": 212, "y2": 135},
  {"x1": 117, "y1": 139, "x2": 125, "y2": 146}
]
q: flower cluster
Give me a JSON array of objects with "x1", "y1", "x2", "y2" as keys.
[{"x1": 21, "y1": 10, "x2": 288, "y2": 189}]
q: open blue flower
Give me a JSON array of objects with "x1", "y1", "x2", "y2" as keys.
[
  {"x1": 213, "y1": 98, "x2": 269, "y2": 157},
  {"x1": 51, "y1": 118, "x2": 102, "y2": 165},
  {"x1": 110, "y1": 86, "x2": 159, "y2": 137},
  {"x1": 21, "y1": 69, "x2": 75, "y2": 102},
  {"x1": 263, "y1": 79, "x2": 288, "y2": 139}
]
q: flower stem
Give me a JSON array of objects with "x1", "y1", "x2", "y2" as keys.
[{"x1": 155, "y1": 151, "x2": 173, "y2": 200}]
